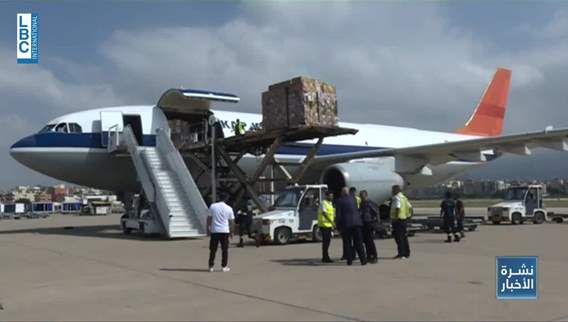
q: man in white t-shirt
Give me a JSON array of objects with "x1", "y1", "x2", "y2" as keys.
[{"x1": 207, "y1": 195, "x2": 235, "y2": 272}]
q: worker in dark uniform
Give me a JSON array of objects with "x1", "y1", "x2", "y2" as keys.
[
  {"x1": 455, "y1": 193, "x2": 465, "y2": 239},
  {"x1": 360, "y1": 190, "x2": 378, "y2": 263},
  {"x1": 350, "y1": 187, "x2": 361, "y2": 209},
  {"x1": 234, "y1": 119, "x2": 246, "y2": 136},
  {"x1": 236, "y1": 199, "x2": 253, "y2": 248},
  {"x1": 317, "y1": 191, "x2": 335, "y2": 263},
  {"x1": 340, "y1": 187, "x2": 359, "y2": 260},
  {"x1": 335, "y1": 187, "x2": 367, "y2": 266},
  {"x1": 440, "y1": 191, "x2": 460, "y2": 243}
]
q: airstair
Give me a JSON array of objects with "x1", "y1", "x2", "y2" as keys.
[{"x1": 120, "y1": 126, "x2": 208, "y2": 238}]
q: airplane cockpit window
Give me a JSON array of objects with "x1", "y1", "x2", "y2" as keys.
[
  {"x1": 68, "y1": 123, "x2": 82, "y2": 133},
  {"x1": 39, "y1": 123, "x2": 81, "y2": 134},
  {"x1": 55, "y1": 123, "x2": 69, "y2": 133},
  {"x1": 38, "y1": 124, "x2": 56, "y2": 133}
]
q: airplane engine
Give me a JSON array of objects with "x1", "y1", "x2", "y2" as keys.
[{"x1": 321, "y1": 161, "x2": 404, "y2": 203}]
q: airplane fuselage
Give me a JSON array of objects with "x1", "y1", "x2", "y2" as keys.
[{"x1": 10, "y1": 105, "x2": 483, "y2": 195}]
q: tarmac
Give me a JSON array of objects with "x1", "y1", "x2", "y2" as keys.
[{"x1": 0, "y1": 210, "x2": 567, "y2": 321}]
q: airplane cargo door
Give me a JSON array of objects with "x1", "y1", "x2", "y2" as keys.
[{"x1": 100, "y1": 111, "x2": 123, "y2": 147}]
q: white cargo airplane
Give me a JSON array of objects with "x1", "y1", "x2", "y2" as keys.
[{"x1": 10, "y1": 68, "x2": 568, "y2": 202}]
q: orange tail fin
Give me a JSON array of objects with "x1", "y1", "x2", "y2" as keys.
[{"x1": 456, "y1": 68, "x2": 512, "y2": 137}]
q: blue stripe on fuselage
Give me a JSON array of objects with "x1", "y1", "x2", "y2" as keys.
[
  {"x1": 11, "y1": 132, "x2": 385, "y2": 155},
  {"x1": 11, "y1": 132, "x2": 156, "y2": 149},
  {"x1": 275, "y1": 142, "x2": 385, "y2": 155}
]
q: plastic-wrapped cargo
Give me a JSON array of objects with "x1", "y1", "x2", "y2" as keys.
[
  {"x1": 168, "y1": 119, "x2": 193, "y2": 149},
  {"x1": 262, "y1": 76, "x2": 338, "y2": 130}
]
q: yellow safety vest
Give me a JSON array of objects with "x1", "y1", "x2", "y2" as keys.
[
  {"x1": 235, "y1": 121, "x2": 246, "y2": 135},
  {"x1": 318, "y1": 200, "x2": 335, "y2": 228},
  {"x1": 390, "y1": 192, "x2": 412, "y2": 220}
]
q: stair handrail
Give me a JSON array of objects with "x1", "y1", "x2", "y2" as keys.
[
  {"x1": 156, "y1": 128, "x2": 208, "y2": 233},
  {"x1": 107, "y1": 124, "x2": 121, "y2": 152},
  {"x1": 123, "y1": 126, "x2": 176, "y2": 237},
  {"x1": 122, "y1": 126, "x2": 156, "y2": 203}
]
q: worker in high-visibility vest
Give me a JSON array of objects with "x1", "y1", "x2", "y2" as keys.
[
  {"x1": 318, "y1": 191, "x2": 336, "y2": 263},
  {"x1": 390, "y1": 185, "x2": 412, "y2": 259},
  {"x1": 234, "y1": 119, "x2": 246, "y2": 136}
]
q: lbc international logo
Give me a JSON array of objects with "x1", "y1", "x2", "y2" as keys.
[
  {"x1": 17, "y1": 13, "x2": 39, "y2": 64},
  {"x1": 496, "y1": 256, "x2": 538, "y2": 300}
]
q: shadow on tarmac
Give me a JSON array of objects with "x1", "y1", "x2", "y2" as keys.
[
  {"x1": 160, "y1": 268, "x2": 210, "y2": 272},
  {"x1": 272, "y1": 258, "x2": 351, "y2": 266},
  {"x1": 410, "y1": 238, "x2": 453, "y2": 244},
  {"x1": 0, "y1": 224, "x2": 176, "y2": 241},
  {"x1": 272, "y1": 255, "x2": 402, "y2": 266}
]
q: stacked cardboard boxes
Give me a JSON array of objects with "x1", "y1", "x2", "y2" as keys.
[{"x1": 262, "y1": 76, "x2": 338, "y2": 131}]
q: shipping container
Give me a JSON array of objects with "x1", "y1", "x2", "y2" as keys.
[
  {"x1": 4, "y1": 204, "x2": 16, "y2": 213},
  {"x1": 62, "y1": 202, "x2": 82, "y2": 214},
  {"x1": 15, "y1": 203, "x2": 26, "y2": 214},
  {"x1": 29, "y1": 202, "x2": 54, "y2": 218},
  {"x1": 32, "y1": 202, "x2": 54, "y2": 213},
  {"x1": 3, "y1": 203, "x2": 27, "y2": 219}
]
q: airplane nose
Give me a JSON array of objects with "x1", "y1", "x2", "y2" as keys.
[
  {"x1": 10, "y1": 134, "x2": 62, "y2": 178},
  {"x1": 10, "y1": 135, "x2": 37, "y2": 164},
  {"x1": 11, "y1": 135, "x2": 36, "y2": 149}
]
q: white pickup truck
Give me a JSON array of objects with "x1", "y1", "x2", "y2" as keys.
[
  {"x1": 254, "y1": 184, "x2": 328, "y2": 245},
  {"x1": 488, "y1": 185, "x2": 547, "y2": 225}
]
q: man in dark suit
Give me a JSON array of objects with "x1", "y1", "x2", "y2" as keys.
[
  {"x1": 360, "y1": 190, "x2": 378, "y2": 263},
  {"x1": 335, "y1": 187, "x2": 367, "y2": 266}
]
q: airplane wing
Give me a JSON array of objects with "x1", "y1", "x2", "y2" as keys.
[{"x1": 312, "y1": 128, "x2": 568, "y2": 174}]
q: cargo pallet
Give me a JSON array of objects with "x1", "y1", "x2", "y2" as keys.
[
  {"x1": 547, "y1": 212, "x2": 568, "y2": 223},
  {"x1": 372, "y1": 220, "x2": 426, "y2": 239},
  {"x1": 409, "y1": 216, "x2": 479, "y2": 233}
]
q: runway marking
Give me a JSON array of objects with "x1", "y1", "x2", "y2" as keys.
[{"x1": 2, "y1": 240, "x2": 361, "y2": 321}]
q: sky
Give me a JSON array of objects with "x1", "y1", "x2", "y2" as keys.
[{"x1": 1, "y1": 1, "x2": 568, "y2": 190}]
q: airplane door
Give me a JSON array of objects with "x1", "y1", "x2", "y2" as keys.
[
  {"x1": 525, "y1": 188, "x2": 538, "y2": 215},
  {"x1": 100, "y1": 111, "x2": 124, "y2": 147},
  {"x1": 298, "y1": 188, "x2": 320, "y2": 231}
]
